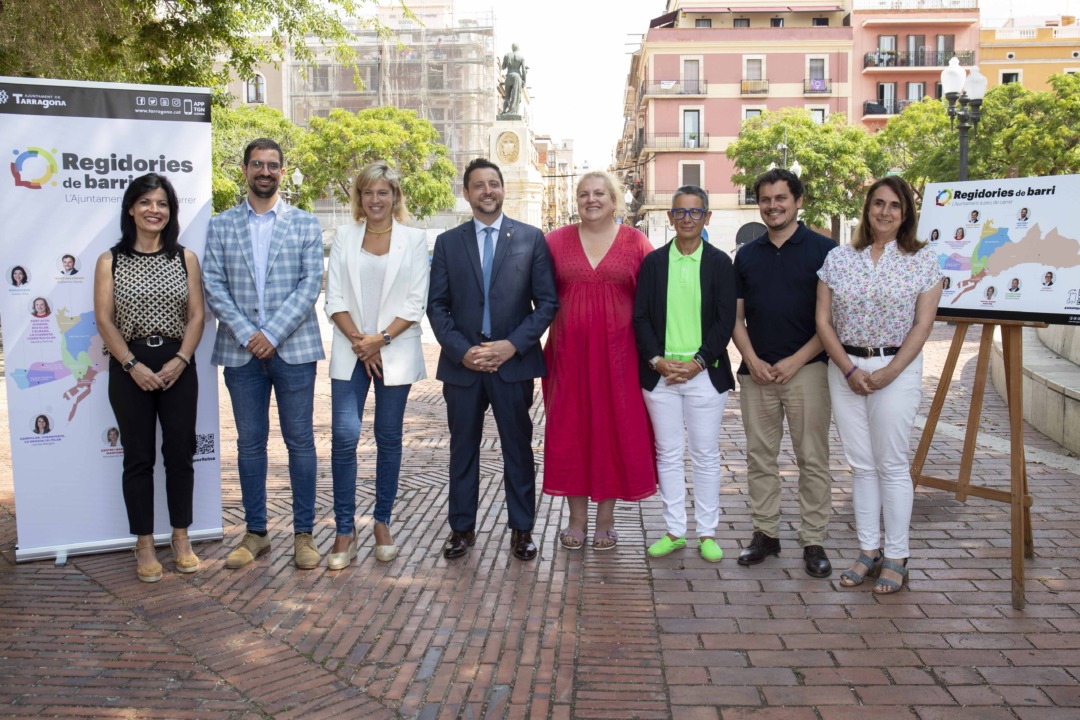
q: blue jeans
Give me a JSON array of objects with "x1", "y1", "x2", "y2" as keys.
[
  {"x1": 330, "y1": 363, "x2": 411, "y2": 534},
  {"x1": 223, "y1": 355, "x2": 317, "y2": 534}
]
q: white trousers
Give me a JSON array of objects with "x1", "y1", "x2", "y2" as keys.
[
  {"x1": 828, "y1": 352, "x2": 923, "y2": 558},
  {"x1": 642, "y1": 372, "x2": 729, "y2": 538}
]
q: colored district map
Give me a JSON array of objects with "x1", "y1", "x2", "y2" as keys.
[
  {"x1": 945, "y1": 222, "x2": 1080, "y2": 304},
  {"x1": 10, "y1": 308, "x2": 105, "y2": 422}
]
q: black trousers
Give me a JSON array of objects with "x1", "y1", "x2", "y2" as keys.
[
  {"x1": 108, "y1": 340, "x2": 198, "y2": 536},
  {"x1": 443, "y1": 375, "x2": 536, "y2": 533}
]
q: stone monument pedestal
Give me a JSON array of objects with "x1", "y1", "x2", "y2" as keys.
[{"x1": 490, "y1": 120, "x2": 544, "y2": 228}]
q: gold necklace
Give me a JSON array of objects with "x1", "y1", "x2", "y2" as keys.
[{"x1": 366, "y1": 222, "x2": 392, "y2": 235}]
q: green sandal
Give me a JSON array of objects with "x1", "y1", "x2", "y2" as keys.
[
  {"x1": 839, "y1": 551, "x2": 883, "y2": 587},
  {"x1": 873, "y1": 558, "x2": 909, "y2": 595},
  {"x1": 647, "y1": 535, "x2": 686, "y2": 558}
]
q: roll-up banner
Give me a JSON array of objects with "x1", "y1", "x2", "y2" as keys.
[{"x1": 0, "y1": 77, "x2": 222, "y2": 561}]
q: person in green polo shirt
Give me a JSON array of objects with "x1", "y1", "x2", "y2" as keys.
[{"x1": 633, "y1": 185, "x2": 737, "y2": 562}]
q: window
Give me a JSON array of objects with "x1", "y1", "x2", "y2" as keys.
[
  {"x1": 878, "y1": 35, "x2": 897, "y2": 52},
  {"x1": 809, "y1": 107, "x2": 826, "y2": 123},
  {"x1": 734, "y1": 18, "x2": 750, "y2": 28},
  {"x1": 937, "y1": 34, "x2": 955, "y2": 54},
  {"x1": 681, "y1": 163, "x2": 702, "y2": 188},
  {"x1": 245, "y1": 74, "x2": 266, "y2": 104},
  {"x1": 745, "y1": 58, "x2": 763, "y2": 80},
  {"x1": 1002, "y1": 72, "x2": 1020, "y2": 84},
  {"x1": 683, "y1": 109, "x2": 701, "y2": 148},
  {"x1": 907, "y1": 82, "x2": 925, "y2": 101},
  {"x1": 695, "y1": 18, "x2": 712, "y2": 28},
  {"x1": 878, "y1": 82, "x2": 897, "y2": 114},
  {"x1": 683, "y1": 58, "x2": 701, "y2": 94},
  {"x1": 1006, "y1": 52, "x2": 1016, "y2": 60},
  {"x1": 770, "y1": 17, "x2": 784, "y2": 27},
  {"x1": 812, "y1": 17, "x2": 829, "y2": 26},
  {"x1": 744, "y1": 107, "x2": 763, "y2": 120},
  {"x1": 935, "y1": 81, "x2": 943, "y2": 98}
]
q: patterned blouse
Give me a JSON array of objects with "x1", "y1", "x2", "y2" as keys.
[
  {"x1": 817, "y1": 241, "x2": 940, "y2": 347},
  {"x1": 112, "y1": 248, "x2": 189, "y2": 342}
]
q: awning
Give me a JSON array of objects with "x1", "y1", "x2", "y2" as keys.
[
  {"x1": 649, "y1": 10, "x2": 678, "y2": 28},
  {"x1": 679, "y1": 5, "x2": 843, "y2": 11}
]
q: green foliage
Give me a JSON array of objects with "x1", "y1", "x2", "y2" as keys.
[
  {"x1": 878, "y1": 75, "x2": 1080, "y2": 189},
  {"x1": 299, "y1": 107, "x2": 457, "y2": 220},
  {"x1": 0, "y1": 0, "x2": 383, "y2": 102},
  {"x1": 728, "y1": 108, "x2": 888, "y2": 231},
  {"x1": 210, "y1": 105, "x2": 310, "y2": 213}
]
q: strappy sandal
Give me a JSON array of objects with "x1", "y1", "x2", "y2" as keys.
[
  {"x1": 838, "y1": 551, "x2": 883, "y2": 587},
  {"x1": 873, "y1": 558, "x2": 909, "y2": 595},
  {"x1": 559, "y1": 526, "x2": 586, "y2": 550},
  {"x1": 592, "y1": 529, "x2": 618, "y2": 551}
]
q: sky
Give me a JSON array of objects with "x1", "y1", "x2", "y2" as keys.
[{"x1": 450, "y1": 0, "x2": 1080, "y2": 170}]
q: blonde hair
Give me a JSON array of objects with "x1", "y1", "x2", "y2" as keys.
[
  {"x1": 576, "y1": 170, "x2": 627, "y2": 220},
  {"x1": 349, "y1": 161, "x2": 411, "y2": 224}
]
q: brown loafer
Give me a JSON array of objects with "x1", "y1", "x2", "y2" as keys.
[{"x1": 443, "y1": 530, "x2": 475, "y2": 559}]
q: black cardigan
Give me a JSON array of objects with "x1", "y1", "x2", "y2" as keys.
[{"x1": 633, "y1": 240, "x2": 736, "y2": 394}]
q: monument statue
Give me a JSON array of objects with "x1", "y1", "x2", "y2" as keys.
[{"x1": 499, "y1": 43, "x2": 527, "y2": 118}]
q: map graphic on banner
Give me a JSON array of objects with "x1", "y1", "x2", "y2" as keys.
[
  {"x1": 10, "y1": 307, "x2": 103, "y2": 422},
  {"x1": 919, "y1": 175, "x2": 1080, "y2": 325}
]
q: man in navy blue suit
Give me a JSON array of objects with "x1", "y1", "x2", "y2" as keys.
[{"x1": 428, "y1": 158, "x2": 558, "y2": 561}]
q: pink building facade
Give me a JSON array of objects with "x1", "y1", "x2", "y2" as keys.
[
  {"x1": 618, "y1": 1, "x2": 856, "y2": 250},
  {"x1": 852, "y1": 0, "x2": 980, "y2": 127}
]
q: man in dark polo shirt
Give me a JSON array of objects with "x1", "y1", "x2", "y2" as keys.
[{"x1": 732, "y1": 168, "x2": 836, "y2": 578}]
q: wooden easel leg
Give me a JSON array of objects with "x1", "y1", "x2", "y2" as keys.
[
  {"x1": 955, "y1": 325, "x2": 995, "y2": 502},
  {"x1": 1002, "y1": 325, "x2": 1027, "y2": 610},
  {"x1": 911, "y1": 323, "x2": 970, "y2": 483}
]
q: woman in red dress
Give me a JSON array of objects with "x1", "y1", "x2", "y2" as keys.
[{"x1": 542, "y1": 171, "x2": 657, "y2": 550}]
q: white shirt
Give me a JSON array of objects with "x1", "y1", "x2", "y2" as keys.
[
  {"x1": 245, "y1": 196, "x2": 281, "y2": 347},
  {"x1": 472, "y1": 214, "x2": 504, "y2": 268}
]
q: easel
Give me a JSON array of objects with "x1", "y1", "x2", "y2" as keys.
[{"x1": 910, "y1": 317, "x2": 1041, "y2": 609}]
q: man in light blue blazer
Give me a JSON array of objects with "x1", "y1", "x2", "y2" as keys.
[
  {"x1": 428, "y1": 158, "x2": 558, "y2": 561},
  {"x1": 202, "y1": 138, "x2": 325, "y2": 570}
]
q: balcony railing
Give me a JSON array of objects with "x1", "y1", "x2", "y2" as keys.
[
  {"x1": 741, "y1": 79, "x2": 770, "y2": 94},
  {"x1": 804, "y1": 78, "x2": 832, "y2": 93},
  {"x1": 644, "y1": 193, "x2": 675, "y2": 208},
  {"x1": 864, "y1": 50, "x2": 975, "y2": 68},
  {"x1": 854, "y1": 0, "x2": 977, "y2": 8},
  {"x1": 742, "y1": 189, "x2": 758, "y2": 206},
  {"x1": 863, "y1": 98, "x2": 918, "y2": 116},
  {"x1": 646, "y1": 80, "x2": 708, "y2": 95},
  {"x1": 642, "y1": 133, "x2": 710, "y2": 150}
]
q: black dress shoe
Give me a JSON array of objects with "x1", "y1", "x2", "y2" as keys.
[
  {"x1": 442, "y1": 530, "x2": 475, "y2": 559},
  {"x1": 803, "y1": 545, "x2": 832, "y2": 578},
  {"x1": 510, "y1": 529, "x2": 537, "y2": 561},
  {"x1": 737, "y1": 531, "x2": 781, "y2": 566}
]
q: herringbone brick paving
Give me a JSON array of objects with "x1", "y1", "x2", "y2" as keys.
[{"x1": 1, "y1": 322, "x2": 1079, "y2": 719}]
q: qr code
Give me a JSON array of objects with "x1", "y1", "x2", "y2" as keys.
[{"x1": 195, "y1": 433, "x2": 216, "y2": 456}]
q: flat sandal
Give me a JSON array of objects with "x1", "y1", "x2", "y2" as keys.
[{"x1": 838, "y1": 551, "x2": 883, "y2": 587}]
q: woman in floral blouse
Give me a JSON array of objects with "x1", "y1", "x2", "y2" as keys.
[{"x1": 815, "y1": 176, "x2": 941, "y2": 595}]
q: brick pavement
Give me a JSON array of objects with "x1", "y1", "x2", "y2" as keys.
[{"x1": 1, "y1": 323, "x2": 1079, "y2": 719}]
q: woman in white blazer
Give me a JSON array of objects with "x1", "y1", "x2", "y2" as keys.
[{"x1": 324, "y1": 162, "x2": 430, "y2": 568}]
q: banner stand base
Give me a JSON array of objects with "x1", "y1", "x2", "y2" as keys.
[{"x1": 16, "y1": 527, "x2": 225, "y2": 563}]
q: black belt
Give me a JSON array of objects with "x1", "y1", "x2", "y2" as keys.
[
  {"x1": 130, "y1": 335, "x2": 179, "y2": 347},
  {"x1": 843, "y1": 344, "x2": 900, "y2": 358}
]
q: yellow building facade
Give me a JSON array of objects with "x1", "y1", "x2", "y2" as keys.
[{"x1": 980, "y1": 17, "x2": 1080, "y2": 90}]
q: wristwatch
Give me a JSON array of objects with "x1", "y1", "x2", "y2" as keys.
[
  {"x1": 122, "y1": 357, "x2": 139, "y2": 373},
  {"x1": 648, "y1": 356, "x2": 662, "y2": 371},
  {"x1": 382, "y1": 331, "x2": 392, "y2": 346}
]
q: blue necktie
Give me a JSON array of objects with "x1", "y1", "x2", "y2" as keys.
[{"x1": 481, "y1": 226, "x2": 495, "y2": 337}]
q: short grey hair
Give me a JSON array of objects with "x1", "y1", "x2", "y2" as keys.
[{"x1": 672, "y1": 184, "x2": 709, "y2": 212}]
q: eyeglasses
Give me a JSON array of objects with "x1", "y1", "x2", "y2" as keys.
[
  {"x1": 248, "y1": 160, "x2": 282, "y2": 173},
  {"x1": 670, "y1": 207, "x2": 706, "y2": 221}
]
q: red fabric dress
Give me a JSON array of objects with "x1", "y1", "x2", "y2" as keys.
[{"x1": 542, "y1": 224, "x2": 657, "y2": 501}]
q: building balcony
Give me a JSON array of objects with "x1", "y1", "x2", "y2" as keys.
[
  {"x1": 854, "y1": 0, "x2": 977, "y2": 8},
  {"x1": 863, "y1": 50, "x2": 975, "y2": 69},
  {"x1": 642, "y1": 133, "x2": 710, "y2": 151},
  {"x1": 645, "y1": 80, "x2": 708, "y2": 96},
  {"x1": 644, "y1": 193, "x2": 675, "y2": 208},
  {"x1": 804, "y1": 78, "x2": 832, "y2": 94},
  {"x1": 862, "y1": 98, "x2": 917, "y2": 116},
  {"x1": 741, "y1": 79, "x2": 770, "y2": 95}
]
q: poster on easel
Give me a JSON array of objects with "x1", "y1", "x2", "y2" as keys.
[
  {"x1": 0, "y1": 76, "x2": 222, "y2": 561},
  {"x1": 920, "y1": 174, "x2": 1080, "y2": 325}
]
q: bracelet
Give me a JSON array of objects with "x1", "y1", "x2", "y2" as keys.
[
  {"x1": 844, "y1": 365, "x2": 858, "y2": 379},
  {"x1": 175, "y1": 352, "x2": 190, "y2": 366},
  {"x1": 693, "y1": 353, "x2": 707, "y2": 371}
]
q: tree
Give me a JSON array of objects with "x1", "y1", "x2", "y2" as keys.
[
  {"x1": 876, "y1": 74, "x2": 1080, "y2": 189},
  {"x1": 0, "y1": 0, "x2": 390, "y2": 102},
  {"x1": 210, "y1": 105, "x2": 310, "y2": 213},
  {"x1": 727, "y1": 108, "x2": 888, "y2": 233},
  {"x1": 299, "y1": 107, "x2": 457, "y2": 220}
]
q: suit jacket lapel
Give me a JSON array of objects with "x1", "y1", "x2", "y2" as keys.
[
  {"x1": 380, "y1": 222, "x2": 407, "y2": 308},
  {"x1": 233, "y1": 204, "x2": 257, "y2": 279},
  {"x1": 462, "y1": 222, "x2": 484, "y2": 292},
  {"x1": 489, "y1": 216, "x2": 513, "y2": 286},
  {"x1": 265, "y1": 201, "x2": 293, "y2": 276},
  {"x1": 345, "y1": 222, "x2": 366, "y2": 329}
]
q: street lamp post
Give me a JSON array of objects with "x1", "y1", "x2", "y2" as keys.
[
  {"x1": 767, "y1": 128, "x2": 803, "y2": 178},
  {"x1": 940, "y1": 58, "x2": 987, "y2": 181}
]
